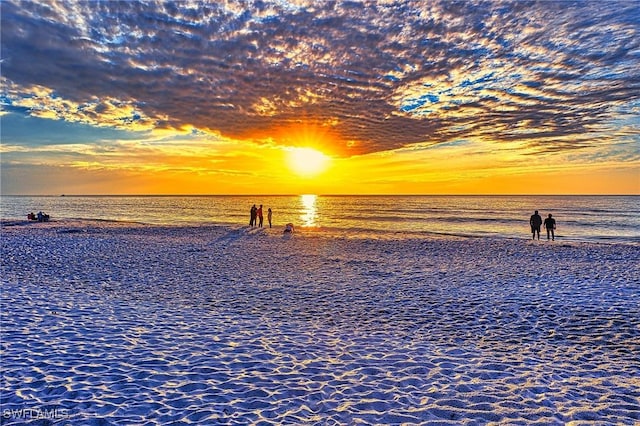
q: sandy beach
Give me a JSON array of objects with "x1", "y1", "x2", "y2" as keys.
[{"x1": 1, "y1": 220, "x2": 639, "y2": 425}]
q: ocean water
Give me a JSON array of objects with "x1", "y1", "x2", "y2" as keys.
[{"x1": 1, "y1": 195, "x2": 638, "y2": 244}]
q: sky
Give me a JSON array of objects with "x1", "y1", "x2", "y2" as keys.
[{"x1": 1, "y1": 0, "x2": 639, "y2": 195}]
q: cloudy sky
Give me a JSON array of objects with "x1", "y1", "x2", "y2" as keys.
[{"x1": 1, "y1": 0, "x2": 639, "y2": 194}]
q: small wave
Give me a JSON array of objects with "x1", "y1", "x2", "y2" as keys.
[{"x1": 2, "y1": 195, "x2": 638, "y2": 245}]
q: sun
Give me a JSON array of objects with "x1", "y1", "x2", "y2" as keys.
[{"x1": 286, "y1": 147, "x2": 330, "y2": 177}]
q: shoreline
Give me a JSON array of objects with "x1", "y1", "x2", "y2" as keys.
[
  {"x1": 2, "y1": 221, "x2": 639, "y2": 424},
  {"x1": 2, "y1": 217, "x2": 638, "y2": 246},
  {"x1": 3, "y1": 194, "x2": 639, "y2": 246}
]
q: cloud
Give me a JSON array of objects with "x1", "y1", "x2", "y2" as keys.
[{"x1": 1, "y1": 0, "x2": 639, "y2": 157}]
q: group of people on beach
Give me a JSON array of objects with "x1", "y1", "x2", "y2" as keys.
[
  {"x1": 249, "y1": 204, "x2": 294, "y2": 234},
  {"x1": 27, "y1": 211, "x2": 50, "y2": 222},
  {"x1": 249, "y1": 205, "x2": 557, "y2": 240},
  {"x1": 249, "y1": 204, "x2": 273, "y2": 228},
  {"x1": 529, "y1": 210, "x2": 556, "y2": 241}
]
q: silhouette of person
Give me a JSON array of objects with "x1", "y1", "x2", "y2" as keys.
[
  {"x1": 257, "y1": 205, "x2": 264, "y2": 228},
  {"x1": 250, "y1": 204, "x2": 257, "y2": 227},
  {"x1": 267, "y1": 208, "x2": 272, "y2": 228},
  {"x1": 530, "y1": 210, "x2": 542, "y2": 240},
  {"x1": 284, "y1": 223, "x2": 294, "y2": 234},
  {"x1": 544, "y1": 213, "x2": 556, "y2": 241}
]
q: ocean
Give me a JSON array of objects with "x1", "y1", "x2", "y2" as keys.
[{"x1": 1, "y1": 195, "x2": 638, "y2": 244}]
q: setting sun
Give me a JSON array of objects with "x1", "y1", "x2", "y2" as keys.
[{"x1": 286, "y1": 147, "x2": 330, "y2": 178}]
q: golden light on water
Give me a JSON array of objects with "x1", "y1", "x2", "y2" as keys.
[{"x1": 300, "y1": 194, "x2": 318, "y2": 227}]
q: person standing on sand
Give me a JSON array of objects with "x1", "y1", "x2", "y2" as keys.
[
  {"x1": 250, "y1": 204, "x2": 257, "y2": 227},
  {"x1": 530, "y1": 210, "x2": 542, "y2": 240},
  {"x1": 267, "y1": 208, "x2": 272, "y2": 228},
  {"x1": 544, "y1": 213, "x2": 556, "y2": 241},
  {"x1": 257, "y1": 205, "x2": 264, "y2": 228}
]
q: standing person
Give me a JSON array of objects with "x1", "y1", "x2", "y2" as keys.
[
  {"x1": 267, "y1": 208, "x2": 272, "y2": 228},
  {"x1": 530, "y1": 210, "x2": 542, "y2": 240},
  {"x1": 250, "y1": 204, "x2": 257, "y2": 227},
  {"x1": 544, "y1": 213, "x2": 556, "y2": 241},
  {"x1": 257, "y1": 205, "x2": 264, "y2": 228}
]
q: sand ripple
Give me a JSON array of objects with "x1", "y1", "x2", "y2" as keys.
[{"x1": 1, "y1": 223, "x2": 639, "y2": 424}]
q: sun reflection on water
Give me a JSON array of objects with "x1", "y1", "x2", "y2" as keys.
[{"x1": 300, "y1": 194, "x2": 318, "y2": 227}]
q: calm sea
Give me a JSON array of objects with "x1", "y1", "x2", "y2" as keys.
[{"x1": 1, "y1": 195, "x2": 638, "y2": 244}]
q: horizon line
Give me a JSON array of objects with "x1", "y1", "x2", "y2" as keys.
[{"x1": 2, "y1": 193, "x2": 638, "y2": 197}]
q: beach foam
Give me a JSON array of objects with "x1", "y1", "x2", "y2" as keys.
[{"x1": 1, "y1": 220, "x2": 639, "y2": 424}]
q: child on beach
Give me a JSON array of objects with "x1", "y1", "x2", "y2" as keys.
[
  {"x1": 283, "y1": 223, "x2": 294, "y2": 234},
  {"x1": 267, "y1": 208, "x2": 272, "y2": 228}
]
